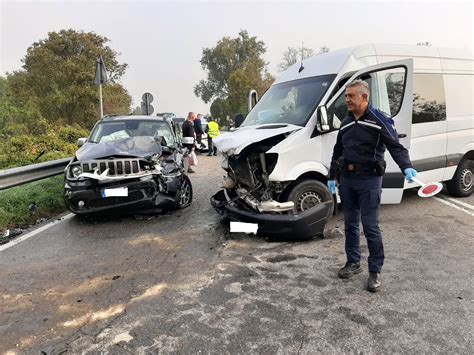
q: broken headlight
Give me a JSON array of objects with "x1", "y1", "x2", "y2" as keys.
[{"x1": 71, "y1": 165, "x2": 83, "y2": 177}]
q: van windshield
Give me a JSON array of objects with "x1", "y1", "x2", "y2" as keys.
[{"x1": 241, "y1": 74, "x2": 336, "y2": 127}]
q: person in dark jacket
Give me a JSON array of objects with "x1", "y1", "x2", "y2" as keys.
[
  {"x1": 327, "y1": 80, "x2": 417, "y2": 292},
  {"x1": 182, "y1": 112, "x2": 196, "y2": 173},
  {"x1": 194, "y1": 114, "x2": 204, "y2": 150}
]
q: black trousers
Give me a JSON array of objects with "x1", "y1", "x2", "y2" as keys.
[
  {"x1": 207, "y1": 137, "x2": 217, "y2": 155},
  {"x1": 340, "y1": 173, "x2": 384, "y2": 273}
]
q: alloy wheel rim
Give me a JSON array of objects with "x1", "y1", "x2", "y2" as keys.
[{"x1": 180, "y1": 180, "x2": 191, "y2": 205}]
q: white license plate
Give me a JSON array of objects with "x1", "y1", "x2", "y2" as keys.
[
  {"x1": 230, "y1": 221, "x2": 258, "y2": 234},
  {"x1": 101, "y1": 187, "x2": 128, "y2": 198}
]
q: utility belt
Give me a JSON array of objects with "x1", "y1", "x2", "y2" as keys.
[{"x1": 342, "y1": 160, "x2": 386, "y2": 176}]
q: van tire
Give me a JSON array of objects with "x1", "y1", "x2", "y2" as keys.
[
  {"x1": 446, "y1": 159, "x2": 473, "y2": 197},
  {"x1": 285, "y1": 179, "x2": 332, "y2": 213}
]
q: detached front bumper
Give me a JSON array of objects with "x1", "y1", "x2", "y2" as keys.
[
  {"x1": 64, "y1": 178, "x2": 176, "y2": 214},
  {"x1": 210, "y1": 190, "x2": 333, "y2": 240}
]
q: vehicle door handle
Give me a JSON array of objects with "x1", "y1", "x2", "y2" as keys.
[{"x1": 398, "y1": 134, "x2": 407, "y2": 138}]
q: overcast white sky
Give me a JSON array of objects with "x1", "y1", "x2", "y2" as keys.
[{"x1": 1, "y1": 0, "x2": 472, "y2": 117}]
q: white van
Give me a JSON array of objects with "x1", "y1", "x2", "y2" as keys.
[{"x1": 211, "y1": 44, "x2": 473, "y2": 239}]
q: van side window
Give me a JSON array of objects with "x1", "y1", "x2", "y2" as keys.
[
  {"x1": 327, "y1": 66, "x2": 408, "y2": 130},
  {"x1": 385, "y1": 72, "x2": 405, "y2": 116},
  {"x1": 413, "y1": 74, "x2": 446, "y2": 124},
  {"x1": 327, "y1": 76, "x2": 373, "y2": 130}
]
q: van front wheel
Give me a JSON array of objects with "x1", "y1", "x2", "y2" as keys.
[
  {"x1": 284, "y1": 180, "x2": 332, "y2": 213},
  {"x1": 446, "y1": 159, "x2": 473, "y2": 197}
]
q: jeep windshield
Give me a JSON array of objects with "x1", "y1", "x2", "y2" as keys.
[
  {"x1": 89, "y1": 120, "x2": 176, "y2": 146},
  {"x1": 241, "y1": 74, "x2": 336, "y2": 127}
]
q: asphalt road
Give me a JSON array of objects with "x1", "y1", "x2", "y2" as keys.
[{"x1": 1, "y1": 155, "x2": 473, "y2": 353}]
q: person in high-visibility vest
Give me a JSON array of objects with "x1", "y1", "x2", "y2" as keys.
[{"x1": 205, "y1": 117, "x2": 220, "y2": 156}]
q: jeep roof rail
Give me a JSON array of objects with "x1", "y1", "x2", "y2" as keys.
[{"x1": 101, "y1": 114, "x2": 121, "y2": 120}]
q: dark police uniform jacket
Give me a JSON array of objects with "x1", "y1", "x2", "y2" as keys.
[{"x1": 329, "y1": 104, "x2": 413, "y2": 179}]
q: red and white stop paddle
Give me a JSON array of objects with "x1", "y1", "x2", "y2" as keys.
[{"x1": 410, "y1": 177, "x2": 443, "y2": 198}]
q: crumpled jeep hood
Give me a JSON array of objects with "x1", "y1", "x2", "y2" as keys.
[
  {"x1": 213, "y1": 124, "x2": 301, "y2": 155},
  {"x1": 76, "y1": 136, "x2": 162, "y2": 161}
]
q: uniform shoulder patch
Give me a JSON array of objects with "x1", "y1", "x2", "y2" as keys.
[{"x1": 368, "y1": 106, "x2": 398, "y2": 140}]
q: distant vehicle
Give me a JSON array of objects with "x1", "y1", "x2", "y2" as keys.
[
  {"x1": 64, "y1": 116, "x2": 192, "y2": 214},
  {"x1": 211, "y1": 44, "x2": 473, "y2": 240},
  {"x1": 196, "y1": 118, "x2": 209, "y2": 153},
  {"x1": 158, "y1": 112, "x2": 176, "y2": 119}
]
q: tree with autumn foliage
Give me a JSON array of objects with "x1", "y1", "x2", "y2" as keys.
[
  {"x1": 194, "y1": 30, "x2": 274, "y2": 121},
  {"x1": 6, "y1": 29, "x2": 131, "y2": 128},
  {"x1": 0, "y1": 29, "x2": 131, "y2": 168}
]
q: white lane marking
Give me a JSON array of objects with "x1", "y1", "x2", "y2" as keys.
[
  {"x1": 432, "y1": 197, "x2": 474, "y2": 217},
  {"x1": 0, "y1": 213, "x2": 74, "y2": 252},
  {"x1": 441, "y1": 196, "x2": 474, "y2": 210}
]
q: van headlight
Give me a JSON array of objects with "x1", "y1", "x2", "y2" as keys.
[{"x1": 71, "y1": 165, "x2": 83, "y2": 177}]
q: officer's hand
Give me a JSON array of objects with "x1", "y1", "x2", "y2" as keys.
[
  {"x1": 327, "y1": 180, "x2": 337, "y2": 194},
  {"x1": 404, "y1": 168, "x2": 417, "y2": 182}
]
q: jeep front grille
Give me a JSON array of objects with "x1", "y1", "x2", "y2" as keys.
[{"x1": 74, "y1": 159, "x2": 143, "y2": 178}]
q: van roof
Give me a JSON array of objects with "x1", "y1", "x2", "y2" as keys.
[{"x1": 274, "y1": 43, "x2": 473, "y2": 84}]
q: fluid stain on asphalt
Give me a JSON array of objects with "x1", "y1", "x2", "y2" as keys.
[{"x1": 266, "y1": 254, "x2": 298, "y2": 263}]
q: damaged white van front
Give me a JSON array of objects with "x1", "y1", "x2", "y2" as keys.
[
  {"x1": 210, "y1": 72, "x2": 339, "y2": 240},
  {"x1": 210, "y1": 43, "x2": 473, "y2": 240}
]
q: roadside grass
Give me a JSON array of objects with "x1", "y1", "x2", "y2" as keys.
[{"x1": 0, "y1": 175, "x2": 66, "y2": 230}]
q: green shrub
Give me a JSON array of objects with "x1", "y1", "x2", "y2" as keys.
[
  {"x1": 0, "y1": 121, "x2": 89, "y2": 169},
  {"x1": 0, "y1": 175, "x2": 66, "y2": 230}
]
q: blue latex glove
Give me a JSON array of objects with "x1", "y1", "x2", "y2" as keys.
[
  {"x1": 404, "y1": 168, "x2": 417, "y2": 182},
  {"x1": 327, "y1": 180, "x2": 337, "y2": 195}
]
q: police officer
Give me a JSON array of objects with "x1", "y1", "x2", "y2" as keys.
[
  {"x1": 327, "y1": 80, "x2": 417, "y2": 292},
  {"x1": 194, "y1": 113, "x2": 204, "y2": 151}
]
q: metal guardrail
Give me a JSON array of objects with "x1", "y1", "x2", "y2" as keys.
[{"x1": 0, "y1": 157, "x2": 72, "y2": 190}]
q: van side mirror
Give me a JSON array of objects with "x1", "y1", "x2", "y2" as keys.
[
  {"x1": 234, "y1": 113, "x2": 245, "y2": 128},
  {"x1": 248, "y1": 89, "x2": 258, "y2": 111},
  {"x1": 316, "y1": 106, "x2": 330, "y2": 132},
  {"x1": 77, "y1": 138, "x2": 88, "y2": 147}
]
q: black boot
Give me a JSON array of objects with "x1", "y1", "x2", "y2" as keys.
[
  {"x1": 367, "y1": 272, "x2": 381, "y2": 292},
  {"x1": 338, "y1": 262, "x2": 362, "y2": 279}
]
